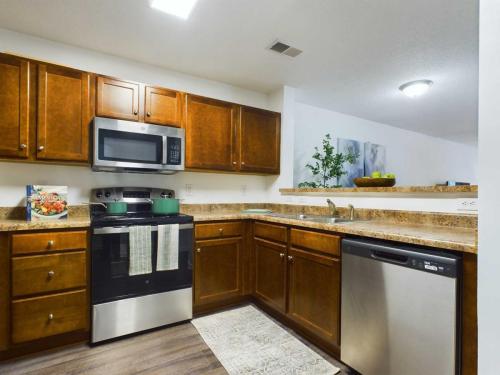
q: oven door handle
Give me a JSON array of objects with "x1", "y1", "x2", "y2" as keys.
[{"x1": 93, "y1": 223, "x2": 193, "y2": 235}]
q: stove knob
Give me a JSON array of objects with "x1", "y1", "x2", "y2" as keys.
[
  {"x1": 96, "y1": 192, "x2": 103, "y2": 198},
  {"x1": 104, "y1": 191, "x2": 111, "y2": 198}
]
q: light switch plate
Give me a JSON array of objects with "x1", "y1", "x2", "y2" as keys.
[{"x1": 456, "y1": 198, "x2": 478, "y2": 212}]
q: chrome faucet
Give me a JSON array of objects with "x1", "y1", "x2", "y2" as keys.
[
  {"x1": 326, "y1": 199, "x2": 337, "y2": 217},
  {"x1": 347, "y1": 204, "x2": 355, "y2": 221}
]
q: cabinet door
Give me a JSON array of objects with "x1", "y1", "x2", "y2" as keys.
[
  {"x1": 144, "y1": 86, "x2": 182, "y2": 127},
  {"x1": 194, "y1": 237, "x2": 242, "y2": 307},
  {"x1": 239, "y1": 106, "x2": 280, "y2": 174},
  {"x1": 0, "y1": 54, "x2": 29, "y2": 158},
  {"x1": 96, "y1": 76, "x2": 139, "y2": 121},
  {"x1": 254, "y1": 238, "x2": 287, "y2": 313},
  {"x1": 37, "y1": 64, "x2": 92, "y2": 162},
  {"x1": 185, "y1": 95, "x2": 238, "y2": 171},
  {"x1": 288, "y1": 247, "x2": 340, "y2": 346}
]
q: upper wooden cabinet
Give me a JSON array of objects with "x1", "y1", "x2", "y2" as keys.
[
  {"x1": 239, "y1": 106, "x2": 280, "y2": 174},
  {"x1": 184, "y1": 94, "x2": 281, "y2": 174},
  {"x1": 37, "y1": 64, "x2": 93, "y2": 162},
  {"x1": 96, "y1": 76, "x2": 140, "y2": 121},
  {"x1": 0, "y1": 54, "x2": 30, "y2": 159},
  {"x1": 144, "y1": 86, "x2": 182, "y2": 127},
  {"x1": 185, "y1": 94, "x2": 238, "y2": 171}
]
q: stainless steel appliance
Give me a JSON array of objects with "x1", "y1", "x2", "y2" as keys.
[
  {"x1": 341, "y1": 238, "x2": 461, "y2": 375},
  {"x1": 93, "y1": 117, "x2": 184, "y2": 174},
  {"x1": 90, "y1": 187, "x2": 193, "y2": 343}
]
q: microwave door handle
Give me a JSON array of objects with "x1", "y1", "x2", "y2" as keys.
[{"x1": 162, "y1": 136, "x2": 167, "y2": 165}]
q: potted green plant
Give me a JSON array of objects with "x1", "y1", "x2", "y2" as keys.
[{"x1": 298, "y1": 134, "x2": 358, "y2": 188}]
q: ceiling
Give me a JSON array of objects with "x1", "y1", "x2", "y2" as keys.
[{"x1": 0, "y1": 0, "x2": 478, "y2": 145}]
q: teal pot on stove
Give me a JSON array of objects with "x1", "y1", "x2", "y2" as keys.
[
  {"x1": 105, "y1": 201, "x2": 128, "y2": 215},
  {"x1": 151, "y1": 198, "x2": 179, "y2": 215}
]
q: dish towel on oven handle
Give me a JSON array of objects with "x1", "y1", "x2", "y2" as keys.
[
  {"x1": 157, "y1": 224, "x2": 179, "y2": 271},
  {"x1": 129, "y1": 225, "x2": 152, "y2": 276}
]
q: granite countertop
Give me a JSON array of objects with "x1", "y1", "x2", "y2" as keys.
[
  {"x1": 192, "y1": 212, "x2": 477, "y2": 254},
  {"x1": 0, "y1": 216, "x2": 90, "y2": 232}
]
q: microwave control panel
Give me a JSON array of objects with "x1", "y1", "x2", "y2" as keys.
[{"x1": 167, "y1": 137, "x2": 182, "y2": 165}]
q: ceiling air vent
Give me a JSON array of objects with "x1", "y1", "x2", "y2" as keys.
[{"x1": 268, "y1": 40, "x2": 303, "y2": 57}]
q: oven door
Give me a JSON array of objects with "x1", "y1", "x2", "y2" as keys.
[{"x1": 91, "y1": 224, "x2": 193, "y2": 305}]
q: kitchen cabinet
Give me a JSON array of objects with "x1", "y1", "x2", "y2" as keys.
[
  {"x1": 185, "y1": 94, "x2": 238, "y2": 171},
  {"x1": 37, "y1": 64, "x2": 93, "y2": 162},
  {"x1": 254, "y1": 238, "x2": 287, "y2": 313},
  {"x1": 0, "y1": 229, "x2": 89, "y2": 360},
  {"x1": 287, "y1": 247, "x2": 341, "y2": 346},
  {"x1": 96, "y1": 76, "x2": 140, "y2": 121},
  {"x1": 194, "y1": 237, "x2": 243, "y2": 307},
  {"x1": 144, "y1": 85, "x2": 182, "y2": 127},
  {"x1": 0, "y1": 54, "x2": 30, "y2": 159},
  {"x1": 239, "y1": 106, "x2": 280, "y2": 174}
]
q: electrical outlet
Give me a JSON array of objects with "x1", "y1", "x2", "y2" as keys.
[
  {"x1": 456, "y1": 198, "x2": 478, "y2": 212},
  {"x1": 185, "y1": 184, "x2": 193, "y2": 196}
]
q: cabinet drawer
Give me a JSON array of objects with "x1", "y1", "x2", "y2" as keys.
[
  {"x1": 12, "y1": 290, "x2": 87, "y2": 344},
  {"x1": 12, "y1": 251, "x2": 86, "y2": 297},
  {"x1": 254, "y1": 222, "x2": 287, "y2": 243},
  {"x1": 290, "y1": 229, "x2": 340, "y2": 257},
  {"x1": 195, "y1": 222, "x2": 243, "y2": 239},
  {"x1": 12, "y1": 230, "x2": 87, "y2": 255}
]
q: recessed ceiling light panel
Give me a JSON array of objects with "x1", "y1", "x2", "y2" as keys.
[
  {"x1": 150, "y1": 0, "x2": 198, "y2": 19},
  {"x1": 399, "y1": 80, "x2": 433, "y2": 98}
]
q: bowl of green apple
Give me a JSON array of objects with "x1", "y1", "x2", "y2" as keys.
[{"x1": 353, "y1": 172, "x2": 396, "y2": 187}]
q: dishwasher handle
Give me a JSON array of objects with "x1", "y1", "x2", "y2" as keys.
[{"x1": 371, "y1": 250, "x2": 409, "y2": 265}]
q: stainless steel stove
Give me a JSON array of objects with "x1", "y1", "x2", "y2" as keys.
[{"x1": 90, "y1": 187, "x2": 193, "y2": 343}]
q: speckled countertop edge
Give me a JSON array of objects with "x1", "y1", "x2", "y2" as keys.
[{"x1": 191, "y1": 213, "x2": 477, "y2": 254}]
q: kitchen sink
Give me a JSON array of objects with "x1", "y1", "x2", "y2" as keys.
[{"x1": 266, "y1": 213, "x2": 357, "y2": 224}]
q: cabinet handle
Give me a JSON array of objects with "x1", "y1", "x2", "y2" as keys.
[
  {"x1": 48, "y1": 313, "x2": 54, "y2": 321},
  {"x1": 196, "y1": 248, "x2": 201, "y2": 253},
  {"x1": 47, "y1": 270, "x2": 55, "y2": 278},
  {"x1": 287, "y1": 255, "x2": 294, "y2": 262},
  {"x1": 133, "y1": 110, "x2": 138, "y2": 115},
  {"x1": 241, "y1": 161, "x2": 245, "y2": 165},
  {"x1": 19, "y1": 143, "x2": 27, "y2": 150},
  {"x1": 279, "y1": 253, "x2": 285, "y2": 259},
  {"x1": 47, "y1": 240, "x2": 54, "y2": 247},
  {"x1": 218, "y1": 228, "x2": 224, "y2": 235},
  {"x1": 147, "y1": 112, "x2": 151, "y2": 117},
  {"x1": 232, "y1": 161, "x2": 237, "y2": 165},
  {"x1": 38, "y1": 145, "x2": 45, "y2": 151}
]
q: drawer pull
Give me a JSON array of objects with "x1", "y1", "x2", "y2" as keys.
[
  {"x1": 279, "y1": 253, "x2": 285, "y2": 259},
  {"x1": 47, "y1": 270, "x2": 55, "y2": 278},
  {"x1": 196, "y1": 248, "x2": 201, "y2": 253},
  {"x1": 19, "y1": 143, "x2": 27, "y2": 150},
  {"x1": 47, "y1": 240, "x2": 55, "y2": 247},
  {"x1": 218, "y1": 228, "x2": 224, "y2": 234},
  {"x1": 147, "y1": 112, "x2": 151, "y2": 117},
  {"x1": 48, "y1": 313, "x2": 54, "y2": 321},
  {"x1": 287, "y1": 255, "x2": 294, "y2": 262}
]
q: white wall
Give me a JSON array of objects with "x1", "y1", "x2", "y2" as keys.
[
  {"x1": 0, "y1": 28, "x2": 272, "y2": 205},
  {"x1": 478, "y1": 1, "x2": 500, "y2": 373},
  {"x1": 293, "y1": 102, "x2": 478, "y2": 187}
]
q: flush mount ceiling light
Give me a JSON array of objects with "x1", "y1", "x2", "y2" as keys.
[
  {"x1": 150, "y1": 0, "x2": 198, "y2": 19},
  {"x1": 399, "y1": 79, "x2": 433, "y2": 98}
]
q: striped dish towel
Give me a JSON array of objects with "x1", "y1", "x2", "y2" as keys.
[
  {"x1": 157, "y1": 224, "x2": 179, "y2": 271},
  {"x1": 129, "y1": 225, "x2": 152, "y2": 276}
]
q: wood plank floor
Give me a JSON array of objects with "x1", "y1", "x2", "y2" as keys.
[
  {"x1": 0, "y1": 324, "x2": 226, "y2": 375},
  {"x1": 0, "y1": 305, "x2": 351, "y2": 375}
]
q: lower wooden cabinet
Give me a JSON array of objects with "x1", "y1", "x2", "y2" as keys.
[
  {"x1": 287, "y1": 247, "x2": 341, "y2": 345},
  {"x1": 194, "y1": 237, "x2": 242, "y2": 307},
  {"x1": 0, "y1": 229, "x2": 89, "y2": 359},
  {"x1": 254, "y1": 238, "x2": 287, "y2": 313}
]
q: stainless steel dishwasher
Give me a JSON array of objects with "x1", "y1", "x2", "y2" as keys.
[{"x1": 341, "y1": 238, "x2": 461, "y2": 375}]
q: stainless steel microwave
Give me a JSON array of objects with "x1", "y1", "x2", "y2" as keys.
[{"x1": 92, "y1": 117, "x2": 184, "y2": 174}]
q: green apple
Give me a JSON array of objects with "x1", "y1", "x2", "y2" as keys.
[
  {"x1": 371, "y1": 171, "x2": 382, "y2": 178},
  {"x1": 384, "y1": 173, "x2": 396, "y2": 179}
]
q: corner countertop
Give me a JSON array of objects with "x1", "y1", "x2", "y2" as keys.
[
  {"x1": 0, "y1": 216, "x2": 90, "y2": 232},
  {"x1": 191, "y1": 212, "x2": 477, "y2": 254}
]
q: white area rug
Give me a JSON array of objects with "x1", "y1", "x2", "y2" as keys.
[{"x1": 192, "y1": 305, "x2": 340, "y2": 375}]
